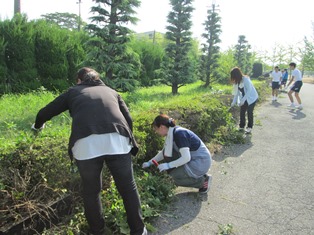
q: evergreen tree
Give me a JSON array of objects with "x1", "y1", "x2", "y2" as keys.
[
  {"x1": 34, "y1": 20, "x2": 88, "y2": 91},
  {"x1": 201, "y1": 3, "x2": 221, "y2": 87},
  {"x1": 85, "y1": 0, "x2": 141, "y2": 92},
  {"x1": 163, "y1": 0, "x2": 194, "y2": 95},
  {"x1": 128, "y1": 36, "x2": 165, "y2": 86},
  {"x1": 0, "y1": 38, "x2": 8, "y2": 93},
  {"x1": 234, "y1": 35, "x2": 252, "y2": 74},
  {"x1": 0, "y1": 16, "x2": 88, "y2": 93},
  {"x1": 0, "y1": 14, "x2": 38, "y2": 92}
]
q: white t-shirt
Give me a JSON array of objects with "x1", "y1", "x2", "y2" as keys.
[
  {"x1": 292, "y1": 69, "x2": 302, "y2": 81},
  {"x1": 72, "y1": 133, "x2": 132, "y2": 160},
  {"x1": 271, "y1": 71, "x2": 282, "y2": 82}
]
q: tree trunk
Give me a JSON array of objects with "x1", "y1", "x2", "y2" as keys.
[
  {"x1": 172, "y1": 83, "x2": 178, "y2": 95},
  {"x1": 204, "y1": 72, "x2": 210, "y2": 88},
  {"x1": 107, "y1": 69, "x2": 113, "y2": 80}
]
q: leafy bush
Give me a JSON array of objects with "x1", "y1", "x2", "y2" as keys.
[
  {"x1": 100, "y1": 170, "x2": 175, "y2": 234},
  {"x1": 0, "y1": 81, "x2": 268, "y2": 234},
  {"x1": 130, "y1": 90, "x2": 242, "y2": 164},
  {"x1": 0, "y1": 15, "x2": 39, "y2": 93}
]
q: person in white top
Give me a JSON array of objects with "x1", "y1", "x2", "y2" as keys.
[
  {"x1": 270, "y1": 66, "x2": 282, "y2": 101},
  {"x1": 287, "y1": 62, "x2": 303, "y2": 110},
  {"x1": 230, "y1": 67, "x2": 259, "y2": 134}
]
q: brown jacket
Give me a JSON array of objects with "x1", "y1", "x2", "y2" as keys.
[{"x1": 34, "y1": 79, "x2": 138, "y2": 159}]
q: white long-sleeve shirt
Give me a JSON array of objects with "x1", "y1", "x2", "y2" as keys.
[{"x1": 232, "y1": 76, "x2": 259, "y2": 106}]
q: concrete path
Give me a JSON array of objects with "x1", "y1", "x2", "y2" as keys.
[{"x1": 151, "y1": 83, "x2": 314, "y2": 235}]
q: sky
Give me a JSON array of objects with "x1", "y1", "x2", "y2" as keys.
[{"x1": 1, "y1": 0, "x2": 314, "y2": 52}]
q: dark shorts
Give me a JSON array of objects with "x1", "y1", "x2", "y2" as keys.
[
  {"x1": 291, "y1": 81, "x2": 303, "y2": 93},
  {"x1": 272, "y1": 81, "x2": 280, "y2": 89},
  {"x1": 281, "y1": 79, "x2": 287, "y2": 85}
]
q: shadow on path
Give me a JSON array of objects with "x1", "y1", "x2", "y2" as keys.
[
  {"x1": 151, "y1": 191, "x2": 206, "y2": 234},
  {"x1": 288, "y1": 109, "x2": 306, "y2": 120},
  {"x1": 213, "y1": 134, "x2": 252, "y2": 162},
  {"x1": 270, "y1": 100, "x2": 282, "y2": 108}
]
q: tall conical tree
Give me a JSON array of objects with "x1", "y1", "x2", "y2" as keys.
[
  {"x1": 85, "y1": 0, "x2": 141, "y2": 91},
  {"x1": 163, "y1": 0, "x2": 194, "y2": 95},
  {"x1": 234, "y1": 35, "x2": 252, "y2": 74},
  {"x1": 201, "y1": 3, "x2": 221, "y2": 87}
]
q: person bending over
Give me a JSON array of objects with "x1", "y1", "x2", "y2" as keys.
[{"x1": 32, "y1": 67, "x2": 146, "y2": 235}]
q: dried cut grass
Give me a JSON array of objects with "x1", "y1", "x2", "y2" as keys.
[{"x1": 303, "y1": 76, "x2": 314, "y2": 84}]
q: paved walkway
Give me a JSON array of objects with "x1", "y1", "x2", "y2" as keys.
[{"x1": 152, "y1": 83, "x2": 314, "y2": 235}]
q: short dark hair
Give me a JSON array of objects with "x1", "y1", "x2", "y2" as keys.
[{"x1": 289, "y1": 62, "x2": 296, "y2": 68}]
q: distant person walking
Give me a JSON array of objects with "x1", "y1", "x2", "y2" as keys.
[
  {"x1": 270, "y1": 66, "x2": 282, "y2": 101},
  {"x1": 32, "y1": 67, "x2": 147, "y2": 235},
  {"x1": 142, "y1": 114, "x2": 212, "y2": 194},
  {"x1": 280, "y1": 68, "x2": 288, "y2": 90},
  {"x1": 230, "y1": 67, "x2": 259, "y2": 134},
  {"x1": 287, "y1": 62, "x2": 303, "y2": 110}
]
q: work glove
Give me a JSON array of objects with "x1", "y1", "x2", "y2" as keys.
[
  {"x1": 158, "y1": 163, "x2": 171, "y2": 172},
  {"x1": 31, "y1": 123, "x2": 45, "y2": 132},
  {"x1": 142, "y1": 161, "x2": 152, "y2": 169}
]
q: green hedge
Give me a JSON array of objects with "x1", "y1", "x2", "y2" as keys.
[{"x1": 0, "y1": 81, "x2": 268, "y2": 234}]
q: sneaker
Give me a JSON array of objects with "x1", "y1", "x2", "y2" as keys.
[
  {"x1": 296, "y1": 105, "x2": 303, "y2": 110},
  {"x1": 245, "y1": 127, "x2": 252, "y2": 134},
  {"x1": 287, "y1": 103, "x2": 295, "y2": 108},
  {"x1": 199, "y1": 174, "x2": 212, "y2": 194},
  {"x1": 142, "y1": 227, "x2": 147, "y2": 235}
]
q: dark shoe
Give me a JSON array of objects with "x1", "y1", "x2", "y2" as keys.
[{"x1": 199, "y1": 174, "x2": 212, "y2": 194}]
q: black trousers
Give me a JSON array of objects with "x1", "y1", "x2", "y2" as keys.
[
  {"x1": 76, "y1": 153, "x2": 145, "y2": 235},
  {"x1": 240, "y1": 101, "x2": 256, "y2": 128}
]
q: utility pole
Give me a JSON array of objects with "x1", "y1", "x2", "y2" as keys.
[
  {"x1": 77, "y1": 0, "x2": 82, "y2": 31},
  {"x1": 153, "y1": 30, "x2": 156, "y2": 44},
  {"x1": 14, "y1": 0, "x2": 21, "y2": 15}
]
